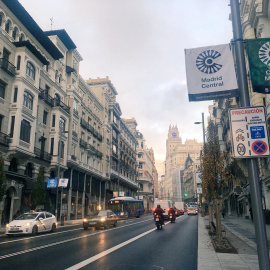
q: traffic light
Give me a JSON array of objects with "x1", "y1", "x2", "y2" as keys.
[{"x1": 184, "y1": 193, "x2": 188, "y2": 197}]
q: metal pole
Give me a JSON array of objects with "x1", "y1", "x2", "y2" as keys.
[
  {"x1": 55, "y1": 128, "x2": 61, "y2": 221},
  {"x1": 202, "y1": 112, "x2": 205, "y2": 145},
  {"x1": 230, "y1": 1, "x2": 270, "y2": 269}
]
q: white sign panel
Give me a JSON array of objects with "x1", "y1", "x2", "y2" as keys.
[
  {"x1": 229, "y1": 106, "x2": 269, "y2": 158},
  {"x1": 119, "y1": 191, "x2": 125, "y2": 197},
  {"x1": 58, "y1": 178, "x2": 69, "y2": 188},
  {"x1": 195, "y1": 172, "x2": 202, "y2": 184},
  {"x1": 197, "y1": 187, "x2": 202, "y2": 194},
  {"x1": 185, "y1": 44, "x2": 238, "y2": 101}
]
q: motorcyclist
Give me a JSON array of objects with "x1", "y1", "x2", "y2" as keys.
[
  {"x1": 168, "y1": 207, "x2": 176, "y2": 221},
  {"x1": 154, "y1": 204, "x2": 165, "y2": 225}
]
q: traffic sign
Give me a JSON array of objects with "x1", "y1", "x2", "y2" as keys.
[
  {"x1": 252, "y1": 140, "x2": 268, "y2": 155},
  {"x1": 229, "y1": 106, "x2": 270, "y2": 158}
]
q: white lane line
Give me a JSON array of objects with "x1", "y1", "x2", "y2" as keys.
[
  {"x1": 0, "y1": 218, "x2": 153, "y2": 259},
  {"x1": 66, "y1": 221, "x2": 173, "y2": 270}
]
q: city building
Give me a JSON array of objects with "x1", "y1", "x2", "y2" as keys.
[{"x1": 164, "y1": 125, "x2": 202, "y2": 201}]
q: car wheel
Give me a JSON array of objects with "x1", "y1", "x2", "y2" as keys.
[
  {"x1": 32, "y1": 225, "x2": 38, "y2": 236},
  {"x1": 51, "y1": 223, "x2": 57, "y2": 233},
  {"x1": 113, "y1": 221, "x2": 117, "y2": 227}
]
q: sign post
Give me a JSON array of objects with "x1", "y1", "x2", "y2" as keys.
[{"x1": 230, "y1": 1, "x2": 270, "y2": 269}]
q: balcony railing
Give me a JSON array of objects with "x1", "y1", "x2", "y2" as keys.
[
  {"x1": 80, "y1": 118, "x2": 88, "y2": 130},
  {"x1": 79, "y1": 138, "x2": 88, "y2": 149},
  {"x1": 71, "y1": 155, "x2": 77, "y2": 161},
  {"x1": 0, "y1": 132, "x2": 9, "y2": 146},
  {"x1": 72, "y1": 130, "x2": 77, "y2": 137},
  {"x1": 39, "y1": 89, "x2": 70, "y2": 114},
  {"x1": 0, "y1": 58, "x2": 15, "y2": 76},
  {"x1": 34, "y1": 147, "x2": 51, "y2": 163}
]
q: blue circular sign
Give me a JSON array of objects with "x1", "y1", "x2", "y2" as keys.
[{"x1": 172, "y1": 132, "x2": 177, "y2": 137}]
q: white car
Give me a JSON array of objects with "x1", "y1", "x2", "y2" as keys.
[
  {"x1": 6, "y1": 211, "x2": 57, "y2": 236},
  {"x1": 187, "y1": 206, "x2": 198, "y2": 215}
]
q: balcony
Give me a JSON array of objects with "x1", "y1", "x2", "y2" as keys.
[
  {"x1": 0, "y1": 58, "x2": 16, "y2": 76},
  {"x1": 80, "y1": 118, "x2": 88, "y2": 130},
  {"x1": 34, "y1": 147, "x2": 51, "y2": 163},
  {"x1": 71, "y1": 155, "x2": 77, "y2": 161},
  {"x1": 87, "y1": 124, "x2": 94, "y2": 133},
  {"x1": 79, "y1": 138, "x2": 88, "y2": 149},
  {"x1": 72, "y1": 130, "x2": 77, "y2": 137},
  {"x1": 0, "y1": 132, "x2": 10, "y2": 146},
  {"x1": 39, "y1": 89, "x2": 70, "y2": 114}
]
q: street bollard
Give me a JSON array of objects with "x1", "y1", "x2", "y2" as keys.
[{"x1": 61, "y1": 213, "x2": 66, "y2": 226}]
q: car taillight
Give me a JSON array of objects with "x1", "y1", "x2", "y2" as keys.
[{"x1": 156, "y1": 215, "x2": 159, "y2": 218}]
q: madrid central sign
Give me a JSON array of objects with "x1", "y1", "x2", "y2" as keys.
[{"x1": 229, "y1": 106, "x2": 270, "y2": 158}]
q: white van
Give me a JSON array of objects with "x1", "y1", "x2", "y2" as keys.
[{"x1": 154, "y1": 200, "x2": 171, "y2": 219}]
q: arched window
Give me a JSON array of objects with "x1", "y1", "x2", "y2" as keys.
[
  {"x1": 19, "y1": 33, "x2": 25, "y2": 42},
  {"x1": 16, "y1": 55, "x2": 21, "y2": 70},
  {"x1": 59, "y1": 117, "x2": 66, "y2": 132},
  {"x1": 23, "y1": 91, "x2": 33, "y2": 110},
  {"x1": 26, "y1": 61, "x2": 35, "y2": 80},
  {"x1": 24, "y1": 163, "x2": 33, "y2": 178},
  {"x1": 5, "y1": 19, "x2": 10, "y2": 33},
  {"x1": 55, "y1": 70, "x2": 58, "y2": 80},
  {"x1": 8, "y1": 157, "x2": 17, "y2": 172},
  {"x1": 12, "y1": 27, "x2": 18, "y2": 40},
  {"x1": 58, "y1": 74, "x2": 62, "y2": 83}
]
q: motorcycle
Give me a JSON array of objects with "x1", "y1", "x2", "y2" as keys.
[
  {"x1": 169, "y1": 213, "x2": 176, "y2": 223},
  {"x1": 154, "y1": 214, "x2": 163, "y2": 230}
]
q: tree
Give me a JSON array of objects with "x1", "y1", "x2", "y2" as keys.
[
  {"x1": 31, "y1": 166, "x2": 46, "y2": 209},
  {"x1": 200, "y1": 120, "x2": 225, "y2": 244},
  {"x1": 0, "y1": 155, "x2": 7, "y2": 228}
]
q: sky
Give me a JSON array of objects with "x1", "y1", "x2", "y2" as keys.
[{"x1": 19, "y1": 0, "x2": 233, "y2": 175}]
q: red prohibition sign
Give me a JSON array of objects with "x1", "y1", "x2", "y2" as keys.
[{"x1": 252, "y1": 140, "x2": 268, "y2": 155}]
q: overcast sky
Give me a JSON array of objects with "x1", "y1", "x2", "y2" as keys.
[{"x1": 19, "y1": 0, "x2": 233, "y2": 175}]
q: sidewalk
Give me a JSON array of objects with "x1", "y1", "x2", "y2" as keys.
[{"x1": 198, "y1": 214, "x2": 270, "y2": 270}]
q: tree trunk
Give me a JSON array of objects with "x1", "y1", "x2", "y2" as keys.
[
  {"x1": 215, "y1": 200, "x2": 222, "y2": 245},
  {"x1": 209, "y1": 202, "x2": 213, "y2": 230}
]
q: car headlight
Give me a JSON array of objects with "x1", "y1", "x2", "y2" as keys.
[
  {"x1": 100, "y1": 217, "x2": 106, "y2": 222},
  {"x1": 120, "y1": 212, "x2": 124, "y2": 216},
  {"x1": 83, "y1": 218, "x2": 87, "y2": 222},
  {"x1": 23, "y1": 222, "x2": 32, "y2": 227},
  {"x1": 6, "y1": 224, "x2": 9, "y2": 228}
]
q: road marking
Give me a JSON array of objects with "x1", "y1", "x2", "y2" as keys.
[
  {"x1": 66, "y1": 219, "x2": 176, "y2": 270},
  {"x1": 65, "y1": 227, "x2": 157, "y2": 270},
  {"x1": 0, "y1": 218, "x2": 153, "y2": 259}
]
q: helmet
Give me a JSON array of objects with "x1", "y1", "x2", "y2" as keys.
[{"x1": 157, "y1": 204, "x2": 161, "y2": 208}]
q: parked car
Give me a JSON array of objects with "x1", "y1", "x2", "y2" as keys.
[
  {"x1": 179, "y1": 209, "x2": 184, "y2": 215},
  {"x1": 83, "y1": 210, "x2": 118, "y2": 230},
  {"x1": 6, "y1": 211, "x2": 57, "y2": 236}
]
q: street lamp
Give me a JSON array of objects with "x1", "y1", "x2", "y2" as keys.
[
  {"x1": 56, "y1": 127, "x2": 68, "y2": 221},
  {"x1": 194, "y1": 112, "x2": 206, "y2": 145}
]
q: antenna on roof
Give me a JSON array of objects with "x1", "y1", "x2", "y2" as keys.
[{"x1": 50, "y1": 17, "x2": 54, "y2": 30}]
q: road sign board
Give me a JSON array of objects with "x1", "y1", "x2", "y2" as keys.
[{"x1": 229, "y1": 106, "x2": 270, "y2": 158}]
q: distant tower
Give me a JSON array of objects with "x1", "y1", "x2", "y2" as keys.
[{"x1": 166, "y1": 125, "x2": 182, "y2": 158}]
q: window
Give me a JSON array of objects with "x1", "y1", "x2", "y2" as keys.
[
  {"x1": 5, "y1": 20, "x2": 10, "y2": 33},
  {"x1": 59, "y1": 117, "x2": 66, "y2": 132},
  {"x1": 19, "y1": 33, "x2": 25, "y2": 42},
  {"x1": 10, "y1": 116, "x2": 15, "y2": 138},
  {"x1": 13, "y1": 87, "x2": 18, "y2": 102},
  {"x1": 12, "y1": 27, "x2": 18, "y2": 40},
  {"x1": 50, "y1": 138, "x2": 54, "y2": 155},
  {"x1": 23, "y1": 91, "x2": 33, "y2": 110},
  {"x1": 55, "y1": 93, "x2": 60, "y2": 105},
  {"x1": 20, "y1": 119, "x2": 31, "y2": 143},
  {"x1": 26, "y1": 62, "x2": 35, "y2": 80},
  {"x1": 138, "y1": 162, "x2": 143, "y2": 169},
  {"x1": 73, "y1": 100, "x2": 78, "y2": 113},
  {"x1": 0, "y1": 115, "x2": 3, "y2": 132},
  {"x1": 0, "y1": 13, "x2": 2, "y2": 27},
  {"x1": 43, "y1": 111, "x2": 48, "y2": 125},
  {"x1": 0, "y1": 81, "x2": 6, "y2": 99},
  {"x1": 16, "y1": 55, "x2": 21, "y2": 70},
  {"x1": 52, "y1": 115, "x2": 55, "y2": 127}
]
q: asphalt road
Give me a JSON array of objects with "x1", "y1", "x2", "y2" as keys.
[{"x1": 0, "y1": 214, "x2": 198, "y2": 270}]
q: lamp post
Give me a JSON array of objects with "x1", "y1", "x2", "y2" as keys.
[
  {"x1": 55, "y1": 127, "x2": 68, "y2": 221},
  {"x1": 194, "y1": 112, "x2": 205, "y2": 145}
]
